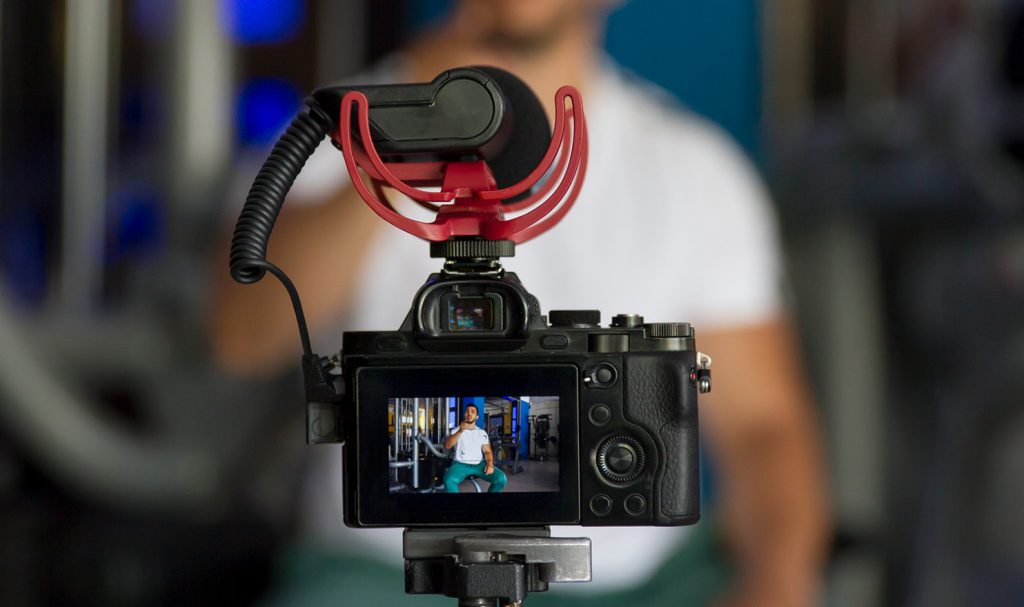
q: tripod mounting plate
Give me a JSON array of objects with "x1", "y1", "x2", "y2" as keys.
[{"x1": 404, "y1": 527, "x2": 591, "y2": 605}]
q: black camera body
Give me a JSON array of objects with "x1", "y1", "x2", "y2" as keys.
[{"x1": 308, "y1": 268, "x2": 704, "y2": 529}]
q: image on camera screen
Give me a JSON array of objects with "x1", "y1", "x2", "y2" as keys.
[
  {"x1": 388, "y1": 396, "x2": 559, "y2": 494},
  {"x1": 447, "y1": 296, "x2": 494, "y2": 331}
]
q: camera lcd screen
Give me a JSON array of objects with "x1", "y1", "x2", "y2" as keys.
[
  {"x1": 388, "y1": 396, "x2": 559, "y2": 494},
  {"x1": 446, "y1": 296, "x2": 496, "y2": 331},
  {"x1": 354, "y1": 365, "x2": 580, "y2": 526}
]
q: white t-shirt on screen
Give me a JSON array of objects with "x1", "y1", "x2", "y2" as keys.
[
  {"x1": 452, "y1": 427, "x2": 488, "y2": 465},
  {"x1": 295, "y1": 58, "x2": 784, "y2": 591}
]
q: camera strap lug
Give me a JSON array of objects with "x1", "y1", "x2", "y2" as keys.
[{"x1": 695, "y1": 352, "x2": 712, "y2": 394}]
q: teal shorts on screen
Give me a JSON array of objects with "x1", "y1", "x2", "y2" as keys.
[{"x1": 443, "y1": 461, "x2": 508, "y2": 493}]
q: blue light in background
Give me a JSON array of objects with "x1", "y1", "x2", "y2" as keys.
[
  {"x1": 220, "y1": 0, "x2": 306, "y2": 45},
  {"x1": 236, "y1": 78, "x2": 303, "y2": 146},
  {"x1": 605, "y1": 0, "x2": 762, "y2": 156},
  {"x1": 408, "y1": 0, "x2": 453, "y2": 31},
  {"x1": 0, "y1": 207, "x2": 48, "y2": 307},
  {"x1": 132, "y1": 0, "x2": 172, "y2": 41},
  {"x1": 106, "y1": 186, "x2": 164, "y2": 263}
]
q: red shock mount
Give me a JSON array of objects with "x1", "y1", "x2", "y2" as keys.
[{"x1": 334, "y1": 86, "x2": 587, "y2": 245}]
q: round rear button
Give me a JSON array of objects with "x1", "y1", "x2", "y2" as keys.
[
  {"x1": 584, "y1": 363, "x2": 618, "y2": 388},
  {"x1": 606, "y1": 445, "x2": 635, "y2": 474},
  {"x1": 588, "y1": 404, "x2": 612, "y2": 426},
  {"x1": 596, "y1": 436, "x2": 646, "y2": 484},
  {"x1": 625, "y1": 494, "x2": 647, "y2": 516},
  {"x1": 589, "y1": 494, "x2": 613, "y2": 517}
]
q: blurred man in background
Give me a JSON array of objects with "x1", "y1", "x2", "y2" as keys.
[{"x1": 211, "y1": 1, "x2": 829, "y2": 605}]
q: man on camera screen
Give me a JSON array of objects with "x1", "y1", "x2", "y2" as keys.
[{"x1": 443, "y1": 403, "x2": 507, "y2": 493}]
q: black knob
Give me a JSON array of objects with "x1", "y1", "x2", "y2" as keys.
[
  {"x1": 589, "y1": 494, "x2": 613, "y2": 516},
  {"x1": 583, "y1": 363, "x2": 618, "y2": 388},
  {"x1": 430, "y1": 238, "x2": 515, "y2": 259},
  {"x1": 549, "y1": 310, "x2": 601, "y2": 328},
  {"x1": 624, "y1": 493, "x2": 647, "y2": 516},
  {"x1": 610, "y1": 314, "x2": 644, "y2": 328},
  {"x1": 606, "y1": 445, "x2": 635, "y2": 474},
  {"x1": 596, "y1": 436, "x2": 645, "y2": 484},
  {"x1": 588, "y1": 404, "x2": 612, "y2": 426},
  {"x1": 645, "y1": 322, "x2": 693, "y2": 337}
]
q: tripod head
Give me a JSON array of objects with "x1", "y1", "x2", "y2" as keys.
[{"x1": 404, "y1": 527, "x2": 591, "y2": 607}]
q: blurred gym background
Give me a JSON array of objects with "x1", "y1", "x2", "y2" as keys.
[{"x1": 2, "y1": 0, "x2": 1023, "y2": 605}]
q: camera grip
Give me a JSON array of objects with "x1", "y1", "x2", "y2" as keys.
[{"x1": 623, "y1": 352, "x2": 700, "y2": 524}]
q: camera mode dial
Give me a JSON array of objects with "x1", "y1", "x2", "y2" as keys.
[
  {"x1": 645, "y1": 322, "x2": 693, "y2": 337},
  {"x1": 596, "y1": 435, "x2": 646, "y2": 484}
]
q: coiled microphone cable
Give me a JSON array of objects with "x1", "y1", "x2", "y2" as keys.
[{"x1": 228, "y1": 101, "x2": 332, "y2": 358}]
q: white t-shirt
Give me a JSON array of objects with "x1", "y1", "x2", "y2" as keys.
[
  {"x1": 452, "y1": 426, "x2": 488, "y2": 465},
  {"x1": 298, "y1": 59, "x2": 784, "y2": 591}
]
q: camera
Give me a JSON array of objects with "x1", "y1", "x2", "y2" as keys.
[
  {"x1": 305, "y1": 242, "x2": 710, "y2": 528},
  {"x1": 231, "y1": 66, "x2": 711, "y2": 534}
]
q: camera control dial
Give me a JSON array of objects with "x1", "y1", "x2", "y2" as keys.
[
  {"x1": 645, "y1": 322, "x2": 693, "y2": 338},
  {"x1": 596, "y1": 435, "x2": 646, "y2": 484}
]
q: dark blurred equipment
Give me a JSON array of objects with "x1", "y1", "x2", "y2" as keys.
[
  {"x1": 765, "y1": 0, "x2": 1024, "y2": 604},
  {"x1": 0, "y1": 493, "x2": 278, "y2": 607},
  {"x1": 0, "y1": 2, "x2": 368, "y2": 605},
  {"x1": 893, "y1": 232, "x2": 1024, "y2": 607}
]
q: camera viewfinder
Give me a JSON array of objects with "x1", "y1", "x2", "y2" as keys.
[{"x1": 444, "y1": 294, "x2": 502, "y2": 332}]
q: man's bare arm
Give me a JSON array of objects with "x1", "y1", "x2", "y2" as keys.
[
  {"x1": 482, "y1": 443, "x2": 494, "y2": 473},
  {"x1": 209, "y1": 184, "x2": 382, "y2": 376},
  {"x1": 700, "y1": 317, "x2": 830, "y2": 607}
]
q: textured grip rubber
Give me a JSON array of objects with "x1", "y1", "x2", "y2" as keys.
[{"x1": 622, "y1": 351, "x2": 700, "y2": 524}]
